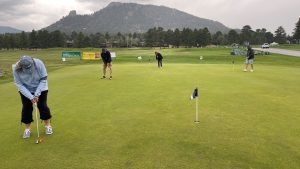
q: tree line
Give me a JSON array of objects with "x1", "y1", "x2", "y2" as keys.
[{"x1": 0, "y1": 18, "x2": 299, "y2": 49}]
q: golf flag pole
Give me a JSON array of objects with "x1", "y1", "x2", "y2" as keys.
[
  {"x1": 232, "y1": 55, "x2": 235, "y2": 71},
  {"x1": 190, "y1": 88, "x2": 199, "y2": 123},
  {"x1": 195, "y1": 96, "x2": 199, "y2": 123}
]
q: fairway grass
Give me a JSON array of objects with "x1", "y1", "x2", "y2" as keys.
[{"x1": 0, "y1": 63, "x2": 299, "y2": 169}]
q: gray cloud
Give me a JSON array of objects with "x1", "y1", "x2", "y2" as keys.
[
  {"x1": 0, "y1": 0, "x2": 34, "y2": 19},
  {"x1": 0, "y1": 0, "x2": 33, "y2": 10},
  {"x1": 0, "y1": 0, "x2": 35, "y2": 30},
  {"x1": 0, "y1": 0, "x2": 299, "y2": 34},
  {"x1": 76, "y1": 0, "x2": 153, "y2": 3},
  {"x1": 75, "y1": 0, "x2": 156, "y2": 12}
]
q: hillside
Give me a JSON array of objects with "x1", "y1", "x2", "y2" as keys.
[
  {"x1": 0, "y1": 26, "x2": 23, "y2": 34},
  {"x1": 45, "y1": 2, "x2": 230, "y2": 34}
]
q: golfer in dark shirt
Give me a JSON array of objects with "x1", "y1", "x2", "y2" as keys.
[
  {"x1": 244, "y1": 46, "x2": 255, "y2": 72},
  {"x1": 101, "y1": 48, "x2": 112, "y2": 80},
  {"x1": 155, "y1": 51, "x2": 163, "y2": 68}
]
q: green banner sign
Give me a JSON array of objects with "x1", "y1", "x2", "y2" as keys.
[{"x1": 62, "y1": 52, "x2": 81, "y2": 58}]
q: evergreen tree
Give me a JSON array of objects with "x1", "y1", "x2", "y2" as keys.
[
  {"x1": 164, "y1": 29, "x2": 174, "y2": 46},
  {"x1": 203, "y1": 28, "x2": 211, "y2": 46},
  {"x1": 3, "y1": 34, "x2": 10, "y2": 50},
  {"x1": 76, "y1": 32, "x2": 85, "y2": 48},
  {"x1": 19, "y1": 31, "x2": 28, "y2": 49},
  {"x1": 130, "y1": 33, "x2": 139, "y2": 47},
  {"x1": 253, "y1": 28, "x2": 267, "y2": 45},
  {"x1": 173, "y1": 28, "x2": 181, "y2": 48},
  {"x1": 145, "y1": 27, "x2": 157, "y2": 47},
  {"x1": 115, "y1": 32, "x2": 123, "y2": 47},
  {"x1": 105, "y1": 32, "x2": 110, "y2": 44},
  {"x1": 194, "y1": 29, "x2": 202, "y2": 47},
  {"x1": 265, "y1": 32, "x2": 274, "y2": 43},
  {"x1": 274, "y1": 26, "x2": 287, "y2": 44},
  {"x1": 196, "y1": 28, "x2": 211, "y2": 47},
  {"x1": 37, "y1": 30, "x2": 49, "y2": 48},
  {"x1": 0, "y1": 34, "x2": 3, "y2": 49},
  {"x1": 8, "y1": 34, "x2": 17, "y2": 50},
  {"x1": 98, "y1": 33, "x2": 107, "y2": 47},
  {"x1": 181, "y1": 28, "x2": 193, "y2": 47},
  {"x1": 49, "y1": 30, "x2": 65, "y2": 47},
  {"x1": 89, "y1": 34, "x2": 99, "y2": 48},
  {"x1": 71, "y1": 31, "x2": 78, "y2": 41},
  {"x1": 293, "y1": 17, "x2": 300, "y2": 43},
  {"x1": 128, "y1": 33, "x2": 133, "y2": 47},
  {"x1": 227, "y1": 29, "x2": 239, "y2": 44},
  {"x1": 83, "y1": 36, "x2": 91, "y2": 47},
  {"x1": 240, "y1": 25, "x2": 253, "y2": 45},
  {"x1": 29, "y1": 30, "x2": 38, "y2": 48},
  {"x1": 156, "y1": 27, "x2": 165, "y2": 47},
  {"x1": 212, "y1": 31, "x2": 225, "y2": 45}
]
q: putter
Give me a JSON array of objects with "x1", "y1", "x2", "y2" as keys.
[{"x1": 34, "y1": 103, "x2": 43, "y2": 144}]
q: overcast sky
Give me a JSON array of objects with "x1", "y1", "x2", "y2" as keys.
[{"x1": 0, "y1": 0, "x2": 299, "y2": 35}]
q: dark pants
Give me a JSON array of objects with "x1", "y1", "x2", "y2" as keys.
[
  {"x1": 20, "y1": 90, "x2": 52, "y2": 124},
  {"x1": 157, "y1": 60, "x2": 163, "y2": 68}
]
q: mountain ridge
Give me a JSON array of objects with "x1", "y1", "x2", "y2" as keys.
[
  {"x1": 45, "y1": 2, "x2": 231, "y2": 34},
  {"x1": 0, "y1": 26, "x2": 23, "y2": 34}
]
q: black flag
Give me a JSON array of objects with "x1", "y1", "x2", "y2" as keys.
[{"x1": 190, "y1": 88, "x2": 198, "y2": 100}]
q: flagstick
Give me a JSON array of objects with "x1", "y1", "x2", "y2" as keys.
[
  {"x1": 194, "y1": 97, "x2": 200, "y2": 123},
  {"x1": 232, "y1": 56, "x2": 235, "y2": 72}
]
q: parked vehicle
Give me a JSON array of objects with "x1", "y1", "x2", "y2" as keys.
[
  {"x1": 270, "y1": 42, "x2": 279, "y2": 46},
  {"x1": 261, "y1": 43, "x2": 270, "y2": 49}
]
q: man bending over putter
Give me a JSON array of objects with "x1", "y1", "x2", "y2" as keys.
[
  {"x1": 155, "y1": 51, "x2": 163, "y2": 68},
  {"x1": 12, "y1": 56, "x2": 53, "y2": 139},
  {"x1": 100, "y1": 48, "x2": 112, "y2": 80}
]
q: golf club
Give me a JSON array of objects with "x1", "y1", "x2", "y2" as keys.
[{"x1": 34, "y1": 103, "x2": 43, "y2": 144}]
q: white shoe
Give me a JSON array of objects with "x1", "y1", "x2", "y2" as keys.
[
  {"x1": 250, "y1": 69, "x2": 254, "y2": 72},
  {"x1": 45, "y1": 126, "x2": 53, "y2": 135},
  {"x1": 23, "y1": 129, "x2": 31, "y2": 139},
  {"x1": 243, "y1": 69, "x2": 248, "y2": 72}
]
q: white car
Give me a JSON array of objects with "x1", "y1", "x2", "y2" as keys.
[
  {"x1": 270, "y1": 42, "x2": 279, "y2": 46},
  {"x1": 261, "y1": 43, "x2": 269, "y2": 49}
]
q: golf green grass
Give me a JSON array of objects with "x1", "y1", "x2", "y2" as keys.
[{"x1": 0, "y1": 60, "x2": 299, "y2": 168}]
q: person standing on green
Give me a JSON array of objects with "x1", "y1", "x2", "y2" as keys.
[
  {"x1": 100, "y1": 48, "x2": 113, "y2": 80},
  {"x1": 155, "y1": 51, "x2": 163, "y2": 68},
  {"x1": 244, "y1": 46, "x2": 255, "y2": 72},
  {"x1": 12, "y1": 56, "x2": 53, "y2": 139}
]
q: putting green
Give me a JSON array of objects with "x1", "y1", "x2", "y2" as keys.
[{"x1": 0, "y1": 63, "x2": 299, "y2": 169}]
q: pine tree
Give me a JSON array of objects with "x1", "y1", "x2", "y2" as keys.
[
  {"x1": 293, "y1": 18, "x2": 300, "y2": 43},
  {"x1": 19, "y1": 31, "x2": 28, "y2": 49},
  {"x1": 274, "y1": 26, "x2": 287, "y2": 44},
  {"x1": 227, "y1": 29, "x2": 239, "y2": 44},
  {"x1": 240, "y1": 25, "x2": 253, "y2": 45},
  {"x1": 29, "y1": 30, "x2": 38, "y2": 48}
]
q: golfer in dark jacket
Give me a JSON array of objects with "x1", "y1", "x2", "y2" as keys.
[
  {"x1": 101, "y1": 48, "x2": 112, "y2": 80},
  {"x1": 244, "y1": 46, "x2": 255, "y2": 72},
  {"x1": 155, "y1": 51, "x2": 163, "y2": 68}
]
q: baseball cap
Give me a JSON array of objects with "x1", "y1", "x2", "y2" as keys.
[{"x1": 19, "y1": 56, "x2": 33, "y2": 69}]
